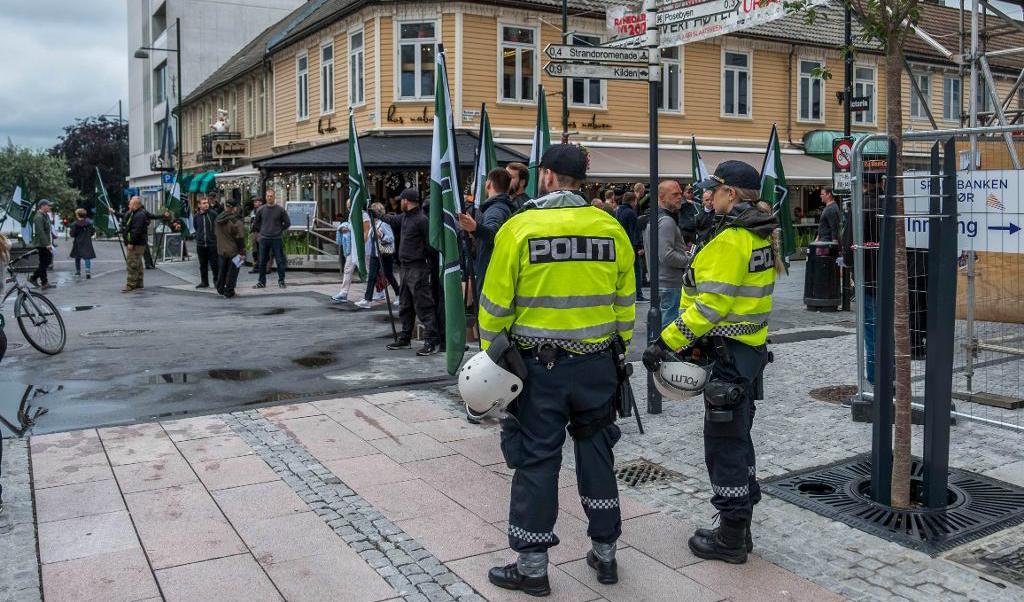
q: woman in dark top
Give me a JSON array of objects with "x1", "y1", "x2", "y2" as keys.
[{"x1": 69, "y1": 208, "x2": 97, "y2": 278}]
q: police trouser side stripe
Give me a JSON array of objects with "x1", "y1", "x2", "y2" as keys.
[
  {"x1": 748, "y1": 466, "x2": 756, "y2": 477},
  {"x1": 509, "y1": 524, "x2": 557, "y2": 544},
  {"x1": 480, "y1": 295, "x2": 514, "y2": 317},
  {"x1": 581, "y1": 496, "x2": 620, "y2": 510},
  {"x1": 712, "y1": 484, "x2": 750, "y2": 498}
]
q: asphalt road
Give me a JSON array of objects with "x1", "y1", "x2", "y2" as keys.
[{"x1": 0, "y1": 240, "x2": 853, "y2": 435}]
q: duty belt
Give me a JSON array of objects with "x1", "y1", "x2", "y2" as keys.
[{"x1": 512, "y1": 335, "x2": 613, "y2": 356}]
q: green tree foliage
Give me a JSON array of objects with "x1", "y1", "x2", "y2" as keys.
[
  {"x1": 49, "y1": 116, "x2": 128, "y2": 213},
  {"x1": 0, "y1": 142, "x2": 79, "y2": 218}
]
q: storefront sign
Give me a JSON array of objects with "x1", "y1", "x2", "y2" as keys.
[
  {"x1": 568, "y1": 114, "x2": 613, "y2": 130},
  {"x1": 386, "y1": 104, "x2": 434, "y2": 125},
  {"x1": 317, "y1": 116, "x2": 338, "y2": 135},
  {"x1": 212, "y1": 139, "x2": 250, "y2": 160},
  {"x1": 286, "y1": 201, "x2": 317, "y2": 230}
]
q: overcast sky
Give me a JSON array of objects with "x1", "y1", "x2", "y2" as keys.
[{"x1": 0, "y1": 1, "x2": 127, "y2": 151}]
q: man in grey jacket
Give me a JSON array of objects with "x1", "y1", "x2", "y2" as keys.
[
  {"x1": 253, "y1": 189, "x2": 291, "y2": 288},
  {"x1": 643, "y1": 180, "x2": 691, "y2": 329}
]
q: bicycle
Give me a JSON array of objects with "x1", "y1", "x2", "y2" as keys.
[
  {"x1": 1, "y1": 249, "x2": 66, "y2": 355},
  {"x1": 0, "y1": 385, "x2": 50, "y2": 514}
]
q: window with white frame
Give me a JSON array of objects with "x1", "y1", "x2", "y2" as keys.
[
  {"x1": 501, "y1": 26, "x2": 536, "y2": 103},
  {"x1": 296, "y1": 53, "x2": 309, "y2": 120},
  {"x1": 659, "y1": 47, "x2": 681, "y2": 112},
  {"x1": 910, "y1": 72, "x2": 931, "y2": 119},
  {"x1": 571, "y1": 34, "x2": 603, "y2": 107},
  {"x1": 722, "y1": 50, "x2": 751, "y2": 117},
  {"x1": 321, "y1": 43, "x2": 334, "y2": 114},
  {"x1": 153, "y1": 63, "x2": 167, "y2": 106},
  {"x1": 350, "y1": 31, "x2": 365, "y2": 105},
  {"x1": 853, "y1": 65, "x2": 876, "y2": 125},
  {"x1": 258, "y1": 75, "x2": 267, "y2": 133},
  {"x1": 245, "y1": 81, "x2": 254, "y2": 137},
  {"x1": 398, "y1": 22, "x2": 437, "y2": 99},
  {"x1": 942, "y1": 77, "x2": 960, "y2": 121},
  {"x1": 798, "y1": 59, "x2": 823, "y2": 122}
]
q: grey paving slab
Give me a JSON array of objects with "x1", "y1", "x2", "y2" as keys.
[
  {"x1": 213, "y1": 480, "x2": 310, "y2": 523},
  {"x1": 263, "y1": 550, "x2": 396, "y2": 602},
  {"x1": 276, "y1": 414, "x2": 377, "y2": 462},
  {"x1": 193, "y1": 453, "x2": 278, "y2": 490},
  {"x1": 447, "y1": 550, "x2": 601, "y2": 602},
  {"x1": 561, "y1": 548, "x2": 723, "y2": 602},
  {"x1": 415, "y1": 418, "x2": 494, "y2": 443},
  {"x1": 41, "y1": 547, "x2": 159, "y2": 602},
  {"x1": 156, "y1": 553, "x2": 282, "y2": 602},
  {"x1": 320, "y1": 453, "x2": 417, "y2": 490},
  {"x1": 368, "y1": 432, "x2": 456, "y2": 464},
  {"x1": 446, "y1": 433, "x2": 505, "y2": 467},
  {"x1": 259, "y1": 402, "x2": 325, "y2": 422},
  {"x1": 1, "y1": 439, "x2": 41, "y2": 602},
  {"x1": 379, "y1": 399, "x2": 460, "y2": 423},
  {"x1": 37, "y1": 510, "x2": 140, "y2": 564},
  {"x1": 161, "y1": 415, "x2": 232, "y2": 442},
  {"x1": 618, "y1": 512, "x2": 704, "y2": 569},
  {"x1": 34, "y1": 478, "x2": 125, "y2": 523},
  {"x1": 176, "y1": 432, "x2": 255, "y2": 463},
  {"x1": 406, "y1": 455, "x2": 511, "y2": 523},
  {"x1": 680, "y1": 556, "x2": 848, "y2": 602},
  {"x1": 983, "y1": 459, "x2": 1024, "y2": 488},
  {"x1": 397, "y1": 509, "x2": 508, "y2": 563},
  {"x1": 359, "y1": 478, "x2": 463, "y2": 522},
  {"x1": 112, "y1": 454, "x2": 199, "y2": 493},
  {"x1": 236, "y1": 511, "x2": 351, "y2": 566},
  {"x1": 98, "y1": 423, "x2": 181, "y2": 466},
  {"x1": 30, "y1": 430, "x2": 113, "y2": 489}
]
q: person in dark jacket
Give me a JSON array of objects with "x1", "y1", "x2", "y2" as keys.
[
  {"x1": 506, "y1": 162, "x2": 530, "y2": 208},
  {"x1": 193, "y1": 196, "x2": 220, "y2": 288},
  {"x1": 615, "y1": 191, "x2": 645, "y2": 301},
  {"x1": 459, "y1": 167, "x2": 516, "y2": 304},
  {"x1": 69, "y1": 208, "x2": 96, "y2": 279},
  {"x1": 28, "y1": 200, "x2": 54, "y2": 289},
  {"x1": 122, "y1": 196, "x2": 149, "y2": 292},
  {"x1": 214, "y1": 198, "x2": 246, "y2": 298},
  {"x1": 379, "y1": 188, "x2": 438, "y2": 356},
  {"x1": 677, "y1": 184, "x2": 703, "y2": 246},
  {"x1": 253, "y1": 189, "x2": 291, "y2": 288},
  {"x1": 816, "y1": 187, "x2": 841, "y2": 243}
]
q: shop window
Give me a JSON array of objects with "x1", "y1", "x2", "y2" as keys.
[
  {"x1": 722, "y1": 50, "x2": 751, "y2": 117},
  {"x1": 350, "y1": 31, "x2": 365, "y2": 106},
  {"x1": 501, "y1": 26, "x2": 537, "y2": 103},
  {"x1": 398, "y1": 22, "x2": 437, "y2": 99}
]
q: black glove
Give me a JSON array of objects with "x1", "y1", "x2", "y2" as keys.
[{"x1": 642, "y1": 338, "x2": 674, "y2": 373}]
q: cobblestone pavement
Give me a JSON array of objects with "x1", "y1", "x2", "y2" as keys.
[{"x1": 0, "y1": 439, "x2": 41, "y2": 601}]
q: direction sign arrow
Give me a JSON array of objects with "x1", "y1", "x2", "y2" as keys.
[
  {"x1": 544, "y1": 44, "x2": 649, "y2": 64},
  {"x1": 543, "y1": 62, "x2": 650, "y2": 81},
  {"x1": 989, "y1": 222, "x2": 1021, "y2": 235}
]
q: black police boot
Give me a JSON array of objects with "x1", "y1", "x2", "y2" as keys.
[
  {"x1": 694, "y1": 521, "x2": 753, "y2": 553},
  {"x1": 586, "y1": 551, "x2": 618, "y2": 584},
  {"x1": 688, "y1": 518, "x2": 748, "y2": 564},
  {"x1": 488, "y1": 563, "x2": 550, "y2": 597}
]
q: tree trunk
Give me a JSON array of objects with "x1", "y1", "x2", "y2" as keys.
[{"x1": 886, "y1": 37, "x2": 913, "y2": 509}]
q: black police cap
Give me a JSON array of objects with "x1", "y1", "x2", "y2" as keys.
[
  {"x1": 697, "y1": 160, "x2": 761, "y2": 191},
  {"x1": 539, "y1": 144, "x2": 587, "y2": 181}
]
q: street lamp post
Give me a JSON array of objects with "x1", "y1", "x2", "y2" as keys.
[{"x1": 134, "y1": 17, "x2": 184, "y2": 179}]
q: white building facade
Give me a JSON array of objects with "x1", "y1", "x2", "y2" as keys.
[{"x1": 127, "y1": 0, "x2": 304, "y2": 205}]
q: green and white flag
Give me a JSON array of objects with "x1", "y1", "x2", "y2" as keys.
[
  {"x1": 428, "y1": 49, "x2": 467, "y2": 376},
  {"x1": 93, "y1": 167, "x2": 118, "y2": 236},
  {"x1": 691, "y1": 135, "x2": 710, "y2": 182},
  {"x1": 526, "y1": 85, "x2": 550, "y2": 199},
  {"x1": 347, "y1": 110, "x2": 369, "y2": 279},
  {"x1": 473, "y1": 104, "x2": 497, "y2": 206},
  {"x1": 760, "y1": 124, "x2": 797, "y2": 267}
]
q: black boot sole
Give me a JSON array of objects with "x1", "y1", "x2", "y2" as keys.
[
  {"x1": 688, "y1": 539, "x2": 748, "y2": 564},
  {"x1": 487, "y1": 575, "x2": 551, "y2": 597},
  {"x1": 586, "y1": 551, "x2": 619, "y2": 584}
]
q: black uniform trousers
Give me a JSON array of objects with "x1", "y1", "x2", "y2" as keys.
[
  {"x1": 398, "y1": 263, "x2": 438, "y2": 345},
  {"x1": 216, "y1": 256, "x2": 240, "y2": 297},
  {"x1": 704, "y1": 338, "x2": 767, "y2": 522},
  {"x1": 197, "y1": 245, "x2": 219, "y2": 285},
  {"x1": 501, "y1": 349, "x2": 622, "y2": 554}
]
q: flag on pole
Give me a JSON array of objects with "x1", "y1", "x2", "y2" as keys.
[
  {"x1": 164, "y1": 174, "x2": 191, "y2": 235},
  {"x1": 760, "y1": 124, "x2": 797, "y2": 267},
  {"x1": 347, "y1": 109, "x2": 369, "y2": 280},
  {"x1": 691, "y1": 135, "x2": 710, "y2": 182},
  {"x1": 93, "y1": 168, "x2": 118, "y2": 236},
  {"x1": 526, "y1": 85, "x2": 550, "y2": 199},
  {"x1": 160, "y1": 101, "x2": 175, "y2": 172},
  {"x1": 428, "y1": 49, "x2": 467, "y2": 376},
  {"x1": 472, "y1": 104, "x2": 497, "y2": 206}
]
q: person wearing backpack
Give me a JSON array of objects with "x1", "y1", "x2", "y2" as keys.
[
  {"x1": 354, "y1": 203, "x2": 399, "y2": 309},
  {"x1": 458, "y1": 167, "x2": 517, "y2": 304}
]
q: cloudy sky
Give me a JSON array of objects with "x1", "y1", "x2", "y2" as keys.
[{"x1": 0, "y1": 1, "x2": 127, "y2": 150}]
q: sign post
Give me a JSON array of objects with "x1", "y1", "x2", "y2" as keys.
[{"x1": 645, "y1": 0, "x2": 663, "y2": 414}]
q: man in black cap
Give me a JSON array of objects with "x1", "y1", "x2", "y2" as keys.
[
  {"x1": 475, "y1": 144, "x2": 636, "y2": 596},
  {"x1": 29, "y1": 200, "x2": 54, "y2": 289},
  {"x1": 378, "y1": 188, "x2": 439, "y2": 356}
]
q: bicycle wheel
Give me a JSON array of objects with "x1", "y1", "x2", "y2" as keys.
[{"x1": 15, "y1": 291, "x2": 66, "y2": 355}]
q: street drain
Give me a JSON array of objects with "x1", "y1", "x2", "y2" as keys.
[
  {"x1": 82, "y1": 329, "x2": 153, "y2": 338},
  {"x1": 810, "y1": 385, "x2": 859, "y2": 404},
  {"x1": 615, "y1": 459, "x2": 680, "y2": 488},
  {"x1": 764, "y1": 455, "x2": 1024, "y2": 555}
]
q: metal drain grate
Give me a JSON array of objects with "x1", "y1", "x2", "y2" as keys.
[
  {"x1": 764, "y1": 455, "x2": 1024, "y2": 555},
  {"x1": 615, "y1": 459, "x2": 679, "y2": 488},
  {"x1": 81, "y1": 329, "x2": 154, "y2": 338}
]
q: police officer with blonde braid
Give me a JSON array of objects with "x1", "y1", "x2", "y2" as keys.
[
  {"x1": 461, "y1": 144, "x2": 636, "y2": 596},
  {"x1": 643, "y1": 161, "x2": 783, "y2": 564}
]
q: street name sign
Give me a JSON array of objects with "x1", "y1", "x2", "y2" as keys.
[
  {"x1": 544, "y1": 44, "x2": 649, "y2": 64},
  {"x1": 543, "y1": 62, "x2": 650, "y2": 81},
  {"x1": 850, "y1": 96, "x2": 871, "y2": 113}
]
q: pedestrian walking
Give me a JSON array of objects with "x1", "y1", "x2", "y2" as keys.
[
  {"x1": 193, "y1": 196, "x2": 220, "y2": 288},
  {"x1": 354, "y1": 203, "x2": 400, "y2": 308},
  {"x1": 122, "y1": 196, "x2": 149, "y2": 292},
  {"x1": 378, "y1": 188, "x2": 438, "y2": 356},
  {"x1": 253, "y1": 189, "x2": 290, "y2": 289},
  {"x1": 644, "y1": 181, "x2": 692, "y2": 328},
  {"x1": 506, "y1": 162, "x2": 530, "y2": 208},
  {"x1": 69, "y1": 208, "x2": 96, "y2": 279},
  {"x1": 643, "y1": 160, "x2": 783, "y2": 565},
  {"x1": 472, "y1": 145, "x2": 636, "y2": 595},
  {"x1": 458, "y1": 167, "x2": 516, "y2": 304},
  {"x1": 28, "y1": 200, "x2": 54, "y2": 289},
  {"x1": 214, "y1": 198, "x2": 246, "y2": 298}
]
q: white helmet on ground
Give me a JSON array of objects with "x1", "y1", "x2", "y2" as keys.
[
  {"x1": 459, "y1": 331, "x2": 528, "y2": 418},
  {"x1": 653, "y1": 360, "x2": 709, "y2": 400}
]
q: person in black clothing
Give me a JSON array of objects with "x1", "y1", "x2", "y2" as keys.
[
  {"x1": 677, "y1": 184, "x2": 703, "y2": 246},
  {"x1": 193, "y1": 196, "x2": 220, "y2": 288},
  {"x1": 458, "y1": 167, "x2": 516, "y2": 304},
  {"x1": 379, "y1": 188, "x2": 439, "y2": 356},
  {"x1": 506, "y1": 162, "x2": 530, "y2": 208},
  {"x1": 122, "y1": 196, "x2": 149, "y2": 292},
  {"x1": 816, "y1": 187, "x2": 841, "y2": 243},
  {"x1": 614, "y1": 191, "x2": 645, "y2": 301},
  {"x1": 253, "y1": 189, "x2": 291, "y2": 288}
]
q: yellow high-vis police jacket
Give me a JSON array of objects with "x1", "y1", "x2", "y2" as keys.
[
  {"x1": 660, "y1": 216, "x2": 776, "y2": 351},
  {"x1": 478, "y1": 191, "x2": 636, "y2": 350}
]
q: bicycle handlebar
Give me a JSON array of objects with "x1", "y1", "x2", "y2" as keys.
[{"x1": 10, "y1": 249, "x2": 39, "y2": 266}]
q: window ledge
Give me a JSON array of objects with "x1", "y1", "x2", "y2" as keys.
[
  {"x1": 797, "y1": 118, "x2": 826, "y2": 125},
  {"x1": 720, "y1": 114, "x2": 753, "y2": 121},
  {"x1": 497, "y1": 99, "x2": 538, "y2": 108},
  {"x1": 393, "y1": 97, "x2": 435, "y2": 104},
  {"x1": 570, "y1": 105, "x2": 609, "y2": 113}
]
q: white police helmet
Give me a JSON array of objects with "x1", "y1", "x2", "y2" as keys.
[
  {"x1": 458, "y1": 331, "x2": 528, "y2": 418},
  {"x1": 653, "y1": 360, "x2": 708, "y2": 400}
]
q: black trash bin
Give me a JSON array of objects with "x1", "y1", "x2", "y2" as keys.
[{"x1": 804, "y1": 241, "x2": 841, "y2": 310}]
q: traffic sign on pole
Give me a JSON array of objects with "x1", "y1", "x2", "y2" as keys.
[
  {"x1": 832, "y1": 137, "x2": 853, "y2": 193},
  {"x1": 543, "y1": 44, "x2": 649, "y2": 64},
  {"x1": 543, "y1": 62, "x2": 650, "y2": 81}
]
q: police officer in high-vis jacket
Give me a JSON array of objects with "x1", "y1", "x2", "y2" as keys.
[
  {"x1": 643, "y1": 160, "x2": 782, "y2": 565},
  {"x1": 477, "y1": 144, "x2": 636, "y2": 596}
]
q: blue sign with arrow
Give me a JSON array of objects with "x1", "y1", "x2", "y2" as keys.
[{"x1": 989, "y1": 222, "x2": 1021, "y2": 235}]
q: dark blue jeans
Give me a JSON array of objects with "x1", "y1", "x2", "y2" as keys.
[{"x1": 258, "y1": 238, "x2": 286, "y2": 285}]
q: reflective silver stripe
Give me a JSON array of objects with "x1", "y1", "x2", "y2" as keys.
[
  {"x1": 695, "y1": 301, "x2": 724, "y2": 324},
  {"x1": 698, "y1": 281, "x2": 775, "y2": 297},
  {"x1": 480, "y1": 295, "x2": 514, "y2": 318},
  {"x1": 683, "y1": 286, "x2": 697, "y2": 296},
  {"x1": 712, "y1": 483, "x2": 749, "y2": 498},
  {"x1": 725, "y1": 311, "x2": 772, "y2": 323},
  {"x1": 478, "y1": 326, "x2": 500, "y2": 342},
  {"x1": 512, "y1": 322, "x2": 616, "y2": 340},
  {"x1": 509, "y1": 524, "x2": 557, "y2": 544},
  {"x1": 581, "y1": 496, "x2": 620, "y2": 510},
  {"x1": 515, "y1": 294, "x2": 615, "y2": 309},
  {"x1": 616, "y1": 320, "x2": 635, "y2": 332},
  {"x1": 615, "y1": 293, "x2": 636, "y2": 306}
]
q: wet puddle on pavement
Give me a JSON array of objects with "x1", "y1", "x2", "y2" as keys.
[
  {"x1": 0, "y1": 384, "x2": 56, "y2": 438},
  {"x1": 291, "y1": 351, "x2": 337, "y2": 369},
  {"x1": 145, "y1": 369, "x2": 271, "y2": 384}
]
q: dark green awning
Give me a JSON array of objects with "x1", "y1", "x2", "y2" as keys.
[
  {"x1": 188, "y1": 171, "x2": 218, "y2": 193},
  {"x1": 803, "y1": 130, "x2": 889, "y2": 157}
]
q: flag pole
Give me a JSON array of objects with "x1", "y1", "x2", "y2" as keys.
[
  {"x1": 366, "y1": 210, "x2": 399, "y2": 343},
  {"x1": 96, "y1": 167, "x2": 127, "y2": 262}
]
